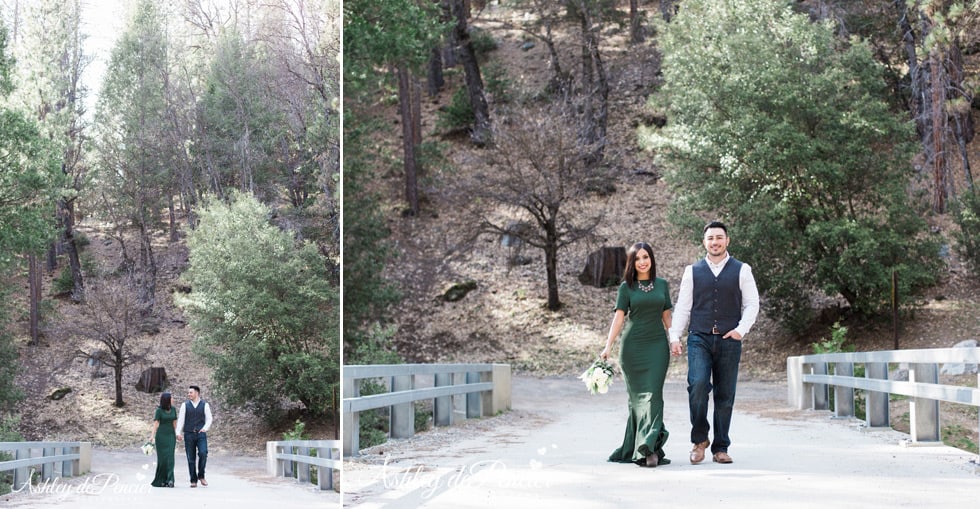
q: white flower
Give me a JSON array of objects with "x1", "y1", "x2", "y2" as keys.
[
  {"x1": 141, "y1": 442, "x2": 154, "y2": 456},
  {"x1": 581, "y1": 359, "x2": 614, "y2": 395}
]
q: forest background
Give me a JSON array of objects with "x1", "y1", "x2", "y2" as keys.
[
  {"x1": 343, "y1": 0, "x2": 980, "y2": 451},
  {"x1": 0, "y1": 0, "x2": 340, "y2": 469}
]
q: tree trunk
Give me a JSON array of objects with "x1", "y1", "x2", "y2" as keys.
[
  {"x1": 113, "y1": 355, "x2": 125, "y2": 407},
  {"x1": 138, "y1": 223, "x2": 157, "y2": 316},
  {"x1": 948, "y1": 39, "x2": 974, "y2": 192},
  {"x1": 578, "y1": 6, "x2": 609, "y2": 165},
  {"x1": 168, "y1": 193, "x2": 179, "y2": 242},
  {"x1": 927, "y1": 48, "x2": 948, "y2": 212},
  {"x1": 427, "y1": 45, "x2": 445, "y2": 96},
  {"x1": 544, "y1": 224, "x2": 560, "y2": 311},
  {"x1": 629, "y1": 0, "x2": 644, "y2": 43},
  {"x1": 62, "y1": 196, "x2": 84, "y2": 303},
  {"x1": 451, "y1": 0, "x2": 491, "y2": 146},
  {"x1": 29, "y1": 254, "x2": 41, "y2": 346},
  {"x1": 661, "y1": 0, "x2": 676, "y2": 22},
  {"x1": 397, "y1": 64, "x2": 420, "y2": 215}
]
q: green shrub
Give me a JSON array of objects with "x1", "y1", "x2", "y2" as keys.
[
  {"x1": 437, "y1": 87, "x2": 474, "y2": 134},
  {"x1": 357, "y1": 379, "x2": 390, "y2": 450},
  {"x1": 483, "y1": 63, "x2": 513, "y2": 103},
  {"x1": 52, "y1": 265, "x2": 74, "y2": 295},
  {"x1": 952, "y1": 192, "x2": 980, "y2": 274},
  {"x1": 470, "y1": 27, "x2": 498, "y2": 59}
]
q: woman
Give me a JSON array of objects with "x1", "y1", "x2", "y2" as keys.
[
  {"x1": 600, "y1": 242, "x2": 674, "y2": 467},
  {"x1": 150, "y1": 392, "x2": 177, "y2": 487}
]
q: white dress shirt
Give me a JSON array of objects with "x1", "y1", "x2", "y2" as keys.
[
  {"x1": 175, "y1": 399, "x2": 213, "y2": 433},
  {"x1": 668, "y1": 253, "x2": 760, "y2": 343}
]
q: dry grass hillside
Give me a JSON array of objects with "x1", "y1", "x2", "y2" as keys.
[{"x1": 367, "y1": 3, "x2": 980, "y2": 451}]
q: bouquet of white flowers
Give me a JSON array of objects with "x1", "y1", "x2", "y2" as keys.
[
  {"x1": 579, "y1": 358, "x2": 615, "y2": 395},
  {"x1": 141, "y1": 442, "x2": 155, "y2": 456}
]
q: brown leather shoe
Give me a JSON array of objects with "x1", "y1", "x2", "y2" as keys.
[
  {"x1": 199, "y1": 478, "x2": 208, "y2": 487},
  {"x1": 190, "y1": 483, "x2": 197, "y2": 488},
  {"x1": 690, "y1": 440, "x2": 710, "y2": 464},
  {"x1": 644, "y1": 454, "x2": 659, "y2": 467},
  {"x1": 713, "y1": 451, "x2": 733, "y2": 464}
]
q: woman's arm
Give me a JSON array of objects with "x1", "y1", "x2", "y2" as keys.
[
  {"x1": 600, "y1": 309, "x2": 627, "y2": 360},
  {"x1": 150, "y1": 419, "x2": 159, "y2": 443}
]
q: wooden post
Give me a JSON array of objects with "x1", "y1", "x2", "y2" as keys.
[{"x1": 892, "y1": 270, "x2": 899, "y2": 350}]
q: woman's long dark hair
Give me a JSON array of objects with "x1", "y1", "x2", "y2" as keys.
[
  {"x1": 160, "y1": 392, "x2": 172, "y2": 412},
  {"x1": 623, "y1": 242, "x2": 656, "y2": 289}
]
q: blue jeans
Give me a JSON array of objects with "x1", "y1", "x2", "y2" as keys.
[
  {"x1": 687, "y1": 332, "x2": 742, "y2": 453},
  {"x1": 183, "y1": 431, "x2": 208, "y2": 482}
]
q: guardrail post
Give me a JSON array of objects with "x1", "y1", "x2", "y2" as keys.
[
  {"x1": 865, "y1": 362, "x2": 890, "y2": 428},
  {"x1": 466, "y1": 372, "x2": 482, "y2": 418},
  {"x1": 42, "y1": 446, "x2": 55, "y2": 481},
  {"x1": 61, "y1": 446, "x2": 72, "y2": 477},
  {"x1": 453, "y1": 371, "x2": 467, "y2": 422},
  {"x1": 434, "y1": 372, "x2": 453, "y2": 426},
  {"x1": 266, "y1": 441, "x2": 278, "y2": 476},
  {"x1": 14, "y1": 447, "x2": 28, "y2": 490},
  {"x1": 77, "y1": 442, "x2": 91, "y2": 475},
  {"x1": 909, "y1": 363, "x2": 940, "y2": 442},
  {"x1": 320, "y1": 446, "x2": 334, "y2": 491},
  {"x1": 833, "y1": 363, "x2": 854, "y2": 417},
  {"x1": 297, "y1": 446, "x2": 310, "y2": 483},
  {"x1": 483, "y1": 364, "x2": 512, "y2": 415},
  {"x1": 390, "y1": 374, "x2": 415, "y2": 439},
  {"x1": 343, "y1": 376, "x2": 360, "y2": 456},
  {"x1": 813, "y1": 362, "x2": 829, "y2": 410},
  {"x1": 787, "y1": 356, "x2": 807, "y2": 409}
]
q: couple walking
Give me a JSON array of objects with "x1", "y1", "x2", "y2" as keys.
[
  {"x1": 149, "y1": 385, "x2": 214, "y2": 487},
  {"x1": 600, "y1": 221, "x2": 760, "y2": 467}
]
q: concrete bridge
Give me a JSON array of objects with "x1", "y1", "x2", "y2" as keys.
[
  {"x1": 1, "y1": 449, "x2": 340, "y2": 508},
  {"x1": 343, "y1": 375, "x2": 978, "y2": 508}
]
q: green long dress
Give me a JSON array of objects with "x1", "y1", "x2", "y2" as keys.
[
  {"x1": 150, "y1": 407, "x2": 177, "y2": 487},
  {"x1": 608, "y1": 278, "x2": 672, "y2": 465}
]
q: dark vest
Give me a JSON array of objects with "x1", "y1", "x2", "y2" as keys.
[
  {"x1": 690, "y1": 257, "x2": 743, "y2": 335},
  {"x1": 183, "y1": 400, "x2": 207, "y2": 432}
]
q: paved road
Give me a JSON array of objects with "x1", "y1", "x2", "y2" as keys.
[
  {"x1": 1, "y1": 450, "x2": 340, "y2": 508},
  {"x1": 344, "y1": 375, "x2": 979, "y2": 508}
]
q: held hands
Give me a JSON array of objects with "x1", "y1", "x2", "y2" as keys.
[{"x1": 669, "y1": 341, "x2": 683, "y2": 357}]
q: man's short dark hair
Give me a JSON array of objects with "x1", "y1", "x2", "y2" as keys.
[
  {"x1": 703, "y1": 221, "x2": 728, "y2": 235},
  {"x1": 189, "y1": 385, "x2": 201, "y2": 393}
]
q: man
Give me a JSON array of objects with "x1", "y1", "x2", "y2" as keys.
[
  {"x1": 669, "y1": 221, "x2": 759, "y2": 464},
  {"x1": 175, "y1": 385, "x2": 213, "y2": 487}
]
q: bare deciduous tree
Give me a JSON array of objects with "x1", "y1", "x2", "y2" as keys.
[
  {"x1": 72, "y1": 281, "x2": 148, "y2": 407},
  {"x1": 457, "y1": 107, "x2": 604, "y2": 310}
]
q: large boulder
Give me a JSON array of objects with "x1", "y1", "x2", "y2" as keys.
[
  {"x1": 939, "y1": 339, "x2": 979, "y2": 376},
  {"x1": 578, "y1": 246, "x2": 627, "y2": 288},
  {"x1": 135, "y1": 367, "x2": 168, "y2": 393}
]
